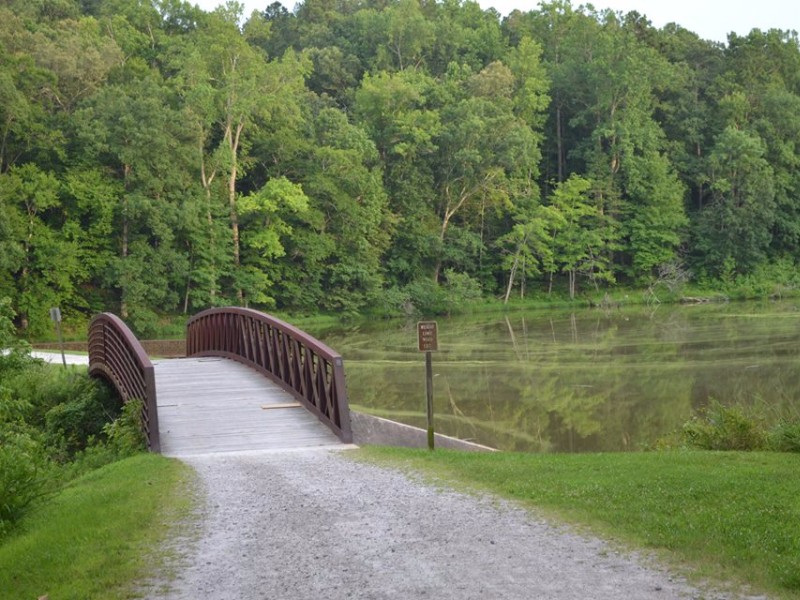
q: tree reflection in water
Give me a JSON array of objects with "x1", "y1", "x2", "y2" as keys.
[{"x1": 319, "y1": 302, "x2": 800, "y2": 452}]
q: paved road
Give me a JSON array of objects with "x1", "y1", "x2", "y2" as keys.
[{"x1": 31, "y1": 350, "x2": 89, "y2": 365}]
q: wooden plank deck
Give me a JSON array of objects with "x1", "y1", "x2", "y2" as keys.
[{"x1": 153, "y1": 357, "x2": 344, "y2": 457}]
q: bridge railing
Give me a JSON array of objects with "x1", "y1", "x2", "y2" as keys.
[
  {"x1": 186, "y1": 307, "x2": 352, "y2": 443},
  {"x1": 88, "y1": 313, "x2": 160, "y2": 452}
]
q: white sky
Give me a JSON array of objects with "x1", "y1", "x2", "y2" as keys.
[
  {"x1": 194, "y1": 0, "x2": 800, "y2": 43},
  {"x1": 480, "y1": 0, "x2": 800, "y2": 43}
]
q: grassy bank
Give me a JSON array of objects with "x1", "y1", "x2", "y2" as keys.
[
  {"x1": 27, "y1": 279, "x2": 800, "y2": 345},
  {"x1": 0, "y1": 454, "x2": 195, "y2": 600},
  {"x1": 361, "y1": 447, "x2": 800, "y2": 599}
]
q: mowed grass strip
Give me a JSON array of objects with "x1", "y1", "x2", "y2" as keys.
[
  {"x1": 0, "y1": 454, "x2": 195, "y2": 600},
  {"x1": 361, "y1": 447, "x2": 800, "y2": 599}
]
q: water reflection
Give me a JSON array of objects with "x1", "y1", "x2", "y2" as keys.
[{"x1": 314, "y1": 302, "x2": 800, "y2": 452}]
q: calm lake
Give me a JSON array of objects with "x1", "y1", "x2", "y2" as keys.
[{"x1": 315, "y1": 301, "x2": 800, "y2": 452}]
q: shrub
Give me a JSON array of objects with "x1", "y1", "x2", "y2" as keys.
[
  {"x1": 768, "y1": 421, "x2": 800, "y2": 453},
  {"x1": 44, "y1": 376, "x2": 120, "y2": 458},
  {"x1": 103, "y1": 399, "x2": 148, "y2": 457},
  {"x1": 0, "y1": 297, "x2": 33, "y2": 376},
  {"x1": 394, "y1": 278, "x2": 448, "y2": 316},
  {"x1": 0, "y1": 387, "x2": 52, "y2": 536},
  {"x1": 5, "y1": 365, "x2": 120, "y2": 449},
  {"x1": 681, "y1": 400, "x2": 768, "y2": 451},
  {"x1": 0, "y1": 428, "x2": 50, "y2": 537},
  {"x1": 443, "y1": 269, "x2": 483, "y2": 312}
]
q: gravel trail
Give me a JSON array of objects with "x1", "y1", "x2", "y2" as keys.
[{"x1": 152, "y1": 448, "x2": 760, "y2": 600}]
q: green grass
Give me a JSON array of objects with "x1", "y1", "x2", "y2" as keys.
[
  {"x1": 0, "y1": 454, "x2": 195, "y2": 600},
  {"x1": 360, "y1": 447, "x2": 800, "y2": 599}
]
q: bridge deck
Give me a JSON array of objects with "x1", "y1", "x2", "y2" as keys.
[{"x1": 153, "y1": 357, "x2": 344, "y2": 457}]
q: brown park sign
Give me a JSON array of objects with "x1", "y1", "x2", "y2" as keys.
[{"x1": 417, "y1": 321, "x2": 438, "y2": 352}]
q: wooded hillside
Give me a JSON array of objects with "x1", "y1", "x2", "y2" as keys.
[{"x1": 2, "y1": 0, "x2": 799, "y2": 334}]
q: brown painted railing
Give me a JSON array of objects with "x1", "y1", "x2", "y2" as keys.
[
  {"x1": 186, "y1": 307, "x2": 352, "y2": 443},
  {"x1": 88, "y1": 313, "x2": 160, "y2": 452}
]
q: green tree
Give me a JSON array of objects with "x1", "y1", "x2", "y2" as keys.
[
  {"x1": 353, "y1": 68, "x2": 441, "y2": 287},
  {"x1": 720, "y1": 30, "x2": 800, "y2": 259},
  {"x1": 693, "y1": 127, "x2": 776, "y2": 277},
  {"x1": 0, "y1": 7, "x2": 66, "y2": 173},
  {"x1": 549, "y1": 175, "x2": 614, "y2": 298},
  {"x1": 621, "y1": 151, "x2": 687, "y2": 280},
  {"x1": 498, "y1": 203, "x2": 564, "y2": 302},
  {"x1": 423, "y1": 0, "x2": 505, "y2": 76},
  {"x1": 29, "y1": 15, "x2": 123, "y2": 112},
  {"x1": 274, "y1": 107, "x2": 393, "y2": 313},
  {"x1": 73, "y1": 76, "x2": 193, "y2": 332},
  {"x1": 173, "y1": 9, "x2": 311, "y2": 304},
  {"x1": 650, "y1": 24, "x2": 723, "y2": 213},
  {"x1": 377, "y1": 0, "x2": 435, "y2": 71},
  {"x1": 238, "y1": 177, "x2": 308, "y2": 306},
  {"x1": 0, "y1": 164, "x2": 78, "y2": 334},
  {"x1": 432, "y1": 61, "x2": 543, "y2": 284}
]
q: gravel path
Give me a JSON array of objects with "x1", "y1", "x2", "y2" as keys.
[{"x1": 151, "y1": 448, "x2": 761, "y2": 600}]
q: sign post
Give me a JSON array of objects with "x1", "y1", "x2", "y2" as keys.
[
  {"x1": 417, "y1": 321, "x2": 438, "y2": 450},
  {"x1": 49, "y1": 307, "x2": 66, "y2": 369}
]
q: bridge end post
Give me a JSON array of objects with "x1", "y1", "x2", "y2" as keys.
[
  {"x1": 332, "y1": 357, "x2": 353, "y2": 444},
  {"x1": 144, "y1": 365, "x2": 160, "y2": 452}
]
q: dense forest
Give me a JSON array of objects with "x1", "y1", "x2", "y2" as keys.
[{"x1": 1, "y1": 0, "x2": 799, "y2": 335}]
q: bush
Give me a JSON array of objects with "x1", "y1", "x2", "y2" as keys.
[
  {"x1": 44, "y1": 376, "x2": 119, "y2": 458},
  {"x1": 0, "y1": 355, "x2": 142, "y2": 535},
  {"x1": 383, "y1": 279, "x2": 448, "y2": 316},
  {"x1": 721, "y1": 258, "x2": 800, "y2": 300},
  {"x1": 0, "y1": 297, "x2": 34, "y2": 376},
  {"x1": 681, "y1": 401, "x2": 768, "y2": 451},
  {"x1": 768, "y1": 421, "x2": 800, "y2": 453},
  {"x1": 443, "y1": 270, "x2": 482, "y2": 312},
  {"x1": 0, "y1": 386, "x2": 51, "y2": 537},
  {"x1": 0, "y1": 429, "x2": 50, "y2": 537},
  {"x1": 5, "y1": 365, "x2": 120, "y2": 450},
  {"x1": 103, "y1": 399, "x2": 148, "y2": 457}
]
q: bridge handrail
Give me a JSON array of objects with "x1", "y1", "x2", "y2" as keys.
[
  {"x1": 185, "y1": 307, "x2": 352, "y2": 443},
  {"x1": 88, "y1": 313, "x2": 160, "y2": 452}
]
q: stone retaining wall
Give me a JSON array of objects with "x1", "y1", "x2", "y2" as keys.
[{"x1": 350, "y1": 411, "x2": 495, "y2": 452}]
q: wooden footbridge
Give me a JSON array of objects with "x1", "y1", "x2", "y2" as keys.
[{"x1": 87, "y1": 308, "x2": 352, "y2": 457}]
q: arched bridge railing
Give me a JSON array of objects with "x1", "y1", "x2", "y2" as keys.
[
  {"x1": 186, "y1": 307, "x2": 352, "y2": 443},
  {"x1": 88, "y1": 313, "x2": 160, "y2": 452}
]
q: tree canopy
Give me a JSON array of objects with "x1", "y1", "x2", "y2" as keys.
[{"x1": 1, "y1": 0, "x2": 799, "y2": 334}]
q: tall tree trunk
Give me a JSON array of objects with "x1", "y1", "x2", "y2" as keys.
[
  {"x1": 121, "y1": 165, "x2": 131, "y2": 319},
  {"x1": 434, "y1": 184, "x2": 478, "y2": 283},
  {"x1": 200, "y1": 142, "x2": 218, "y2": 301},
  {"x1": 504, "y1": 253, "x2": 520, "y2": 304},
  {"x1": 18, "y1": 207, "x2": 35, "y2": 330},
  {"x1": 183, "y1": 244, "x2": 193, "y2": 314},
  {"x1": 696, "y1": 141, "x2": 704, "y2": 210},
  {"x1": 433, "y1": 212, "x2": 450, "y2": 284},
  {"x1": 556, "y1": 102, "x2": 564, "y2": 183},
  {"x1": 224, "y1": 121, "x2": 245, "y2": 303},
  {"x1": 569, "y1": 269, "x2": 576, "y2": 300}
]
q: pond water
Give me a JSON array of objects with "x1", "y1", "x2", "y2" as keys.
[{"x1": 314, "y1": 301, "x2": 800, "y2": 452}]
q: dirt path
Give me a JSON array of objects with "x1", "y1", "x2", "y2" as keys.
[{"x1": 149, "y1": 448, "x2": 764, "y2": 600}]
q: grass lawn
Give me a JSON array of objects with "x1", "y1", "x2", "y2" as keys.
[
  {"x1": 0, "y1": 454, "x2": 195, "y2": 600},
  {"x1": 361, "y1": 447, "x2": 800, "y2": 599}
]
